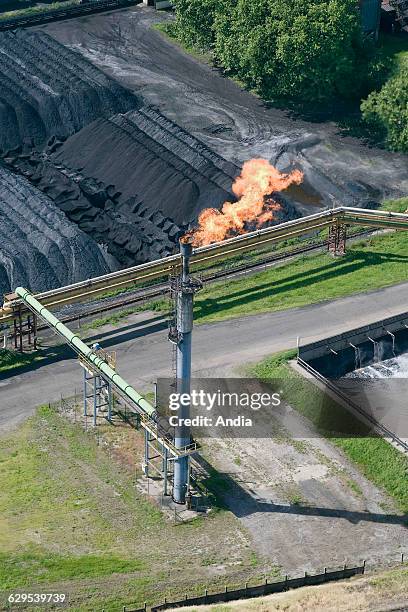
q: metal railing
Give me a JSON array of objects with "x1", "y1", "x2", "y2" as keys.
[
  {"x1": 3, "y1": 206, "x2": 408, "y2": 323},
  {"x1": 297, "y1": 357, "x2": 408, "y2": 453},
  {"x1": 125, "y1": 562, "x2": 368, "y2": 611}
]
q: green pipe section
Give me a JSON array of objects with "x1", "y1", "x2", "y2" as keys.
[{"x1": 15, "y1": 287, "x2": 156, "y2": 419}]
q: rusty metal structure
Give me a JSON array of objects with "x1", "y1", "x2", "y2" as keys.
[
  {"x1": 388, "y1": 0, "x2": 408, "y2": 30},
  {"x1": 328, "y1": 222, "x2": 347, "y2": 256}
]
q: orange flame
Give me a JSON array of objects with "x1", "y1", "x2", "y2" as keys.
[{"x1": 185, "y1": 159, "x2": 303, "y2": 246}]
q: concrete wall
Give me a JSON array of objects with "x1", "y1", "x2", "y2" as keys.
[{"x1": 299, "y1": 311, "x2": 408, "y2": 377}]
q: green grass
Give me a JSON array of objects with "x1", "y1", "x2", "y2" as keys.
[
  {"x1": 0, "y1": 0, "x2": 78, "y2": 21},
  {"x1": 0, "y1": 405, "x2": 268, "y2": 610},
  {"x1": 88, "y1": 204, "x2": 408, "y2": 329},
  {"x1": 381, "y1": 197, "x2": 408, "y2": 214},
  {"x1": 251, "y1": 351, "x2": 408, "y2": 514},
  {"x1": 192, "y1": 229, "x2": 408, "y2": 323},
  {"x1": 0, "y1": 349, "x2": 44, "y2": 374},
  {"x1": 0, "y1": 552, "x2": 144, "y2": 590},
  {"x1": 81, "y1": 300, "x2": 170, "y2": 332},
  {"x1": 3, "y1": 199, "x2": 408, "y2": 374},
  {"x1": 346, "y1": 479, "x2": 363, "y2": 498}
]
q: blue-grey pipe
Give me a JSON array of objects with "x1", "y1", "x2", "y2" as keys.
[
  {"x1": 173, "y1": 330, "x2": 192, "y2": 503},
  {"x1": 173, "y1": 242, "x2": 193, "y2": 504}
]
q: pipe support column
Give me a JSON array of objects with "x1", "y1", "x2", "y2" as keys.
[{"x1": 173, "y1": 242, "x2": 194, "y2": 504}]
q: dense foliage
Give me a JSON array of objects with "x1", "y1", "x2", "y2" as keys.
[
  {"x1": 173, "y1": 0, "x2": 384, "y2": 104},
  {"x1": 173, "y1": 0, "x2": 219, "y2": 51},
  {"x1": 361, "y1": 63, "x2": 408, "y2": 152}
]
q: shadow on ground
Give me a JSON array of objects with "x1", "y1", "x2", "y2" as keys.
[
  {"x1": 196, "y1": 455, "x2": 408, "y2": 527},
  {"x1": 0, "y1": 314, "x2": 167, "y2": 381},
  {"x1": 196, "y1": 251, "x2": 408, "y2": 319}
]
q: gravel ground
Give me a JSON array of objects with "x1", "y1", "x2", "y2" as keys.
[
  {"x1": 204, "y1": 399, "x2": 407, "y2": 575},
  {"x1": 2, "y1": 288, "x2": 408, "y2": 576},
  {"x1": 42, "y1": 5, "x2": 408, "y2": 214}
]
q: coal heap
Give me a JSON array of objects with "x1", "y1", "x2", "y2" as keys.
[
  {"x1": 0, "y1": 29, "x2": 239, "y2": 274},
  {"x1": 0, "y1": 166, "x2": 112, "y2": 297},
  {"x1": 6, "y1": 105, "x2": 239, "y2": 266},
  {"x1": 0, "y1": 29, "x2": 138, "y2": 154},
  {"x1": 53, "y1": 107, "x2": 238, "y2": 226}
]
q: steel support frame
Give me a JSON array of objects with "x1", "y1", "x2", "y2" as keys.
[
  {"x1": 83, "y1": 368, "x2": 113, "y2": 425},
  {"x1": 12, "y1": 305, "x2": 37, "y2": 352},
  {"x1": 328, "y1": 223, "x2": 347, "y2": 256},
  {"x1": 143, "y1": 428, "x2": 174, "y2": 497}
]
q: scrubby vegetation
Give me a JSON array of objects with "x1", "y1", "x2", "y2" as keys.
[
  {"x1": 0, "y1": 405, "x2": 265, "y2": 610},
  {"x1": 0, "y1": 0, "x2": 78, "y2": 22},
  {"x1": 172, "y1": 0, "x2": 386, "y2": 105},
  {"x1": 361, "y1": 35, "x2": 408, "y2": 153}
]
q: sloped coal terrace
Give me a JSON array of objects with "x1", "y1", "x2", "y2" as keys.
[
  {"x1": 1, "y1": 9, "x2": 407, "y2": 298},
  {"x1": 0, "y1": 28, "x2": 240, "y2": 296}
]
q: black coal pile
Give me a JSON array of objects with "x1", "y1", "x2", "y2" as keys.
[
  {"x1": 52, "y1": 107, "x2": 238, "y2": 226},
  {"x1": 0, "y1": 29, "x2": 138, "y2": 155},
  {"x1": 0, "y1": 166, "x2": 112, "y2": 297},
  {"x1": 0, "y1": 26, "x2": 242, "y2": 275},
  {"x1": 6, "y1": 106, "x2": 239, "y2": 265},
  {"x1": 7, "y1": 150, "x2": 182, "y2": 265}
]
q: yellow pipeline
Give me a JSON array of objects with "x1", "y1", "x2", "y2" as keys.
[{"x1": 3, "y1": 207, "x2": 408, "y2": 322}]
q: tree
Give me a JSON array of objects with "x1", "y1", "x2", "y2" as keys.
[
  {"x1": 214, "y1": 0, "x2": 368, "y2": 102},
  {"x1": 172, "y1": 0, "x2": 219, "y2": 51},
  {"x1": 174, "y1": 0, "x2": 383, "y2": 105},
  {"x1": 361, "y1": 65, "x2": 408, "y2": 153}
]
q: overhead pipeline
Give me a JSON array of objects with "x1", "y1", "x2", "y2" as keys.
[
  {"x1": 2, "y1": 207, "x2": 408, "y2": 322},
  {"x1": 15, "y1": 287, "x2": 156, "y2": 420}
]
